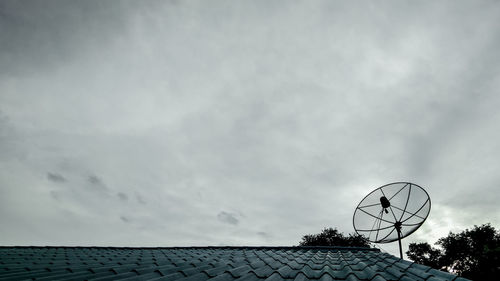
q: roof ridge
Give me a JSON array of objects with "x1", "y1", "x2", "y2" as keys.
[{"x1": 0, "y1": 246, "x2": 380, "y2": 251}]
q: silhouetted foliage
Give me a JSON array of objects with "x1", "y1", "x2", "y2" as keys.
[
  {"x1": 299, "y1": 228, "x2": 371, "y2": 247},
  {"x1": 406, "y1": 242, "x2": 441, "y2": 269},
  {"x1": 406, "y1": 224, "x2": 500, "y2": 280}
]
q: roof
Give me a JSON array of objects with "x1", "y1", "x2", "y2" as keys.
[{"x1": 0, "y1": 246, "x2": 470, "y2": 281}]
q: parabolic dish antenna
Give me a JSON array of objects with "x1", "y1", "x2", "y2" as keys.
[{"x1": 353, "y1": 182, "x2": 431, "y2": 258}]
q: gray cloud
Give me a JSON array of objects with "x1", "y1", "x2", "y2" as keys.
[
  {"x1": 257, "y1": 232, "x2": 271, "y2": 239},
  {"x1": 117, "y1": 192, "x2": 128, "y2": 201},
  {"x1": 120, "y1": 216, "x2": 130, "y2": 223},
  {"x1": 85, "y1": 174, "x2": 111, "y2": 197},
  {"x1": 0, "y1": 1, "x2": 499, "y2": 253},
  {"x1": 0, "y1": 0, "x2": 138, "y2": 77},
  {"x1": 49, "y1": 190, "x2": 60, "y2": 201},
  {"x1": 135, "y1": 193, "x2": 147, "y2": 205},
  {"x1": 87, "y1": 175, "x2": 102, "y2": 186},
  {"x1": 217, "y1": 211, "x2": 239, "y2": 225},
  {"x1": 47, "y1": 172, "x2": 66, "y2": 183}
]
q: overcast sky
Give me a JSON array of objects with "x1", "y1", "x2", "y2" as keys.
[{"x1": 1, "y1": 1, "x2": 499, "y2": 257}]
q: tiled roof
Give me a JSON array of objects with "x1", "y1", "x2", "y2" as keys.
[{"x1": 0, "y1": 246, "x2": 470, "y2": 281}]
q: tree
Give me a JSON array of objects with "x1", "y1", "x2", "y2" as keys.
[
  {"x1": 299, "y1": 227, "x2": 371, "y2": 247},
  {"x1": 406, "y1": 224, "x2": 500, "y2": 281},
  {"x1": 406, "y1": 242, "x2": 441, "y2": 269}
]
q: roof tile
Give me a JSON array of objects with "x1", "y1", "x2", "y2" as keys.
[
  {"x1": 249, "y1": 260, "x2": 266, "y2": 269},
  {"x1": 154, "y1": 272, "x2": 185, "y2": 281},
  {"x1": 293, "y1": 272, "x2": 308, "y2": 281},
  {"x1": 454, "y1": 278, "x2": 471, "y2": 281},
  {"x1": 352, "y1": 265, "x2": 377, "y2": 280},
  {"x1": 427, "y1": 269, "x2": 459, "y2": 280},
  {"x1": 253, "y1": 265, "x2": 273, "y2": 278},
  {"x1": 176, "y1": 272, "x2": 210, "y2": 281},
  {"x1": 204, "y1": 265, "x2": 231, "y2": 277},
  {"x1": 318, "y1": 272, "x2": 334, "y2": 281},
  {"x1": 118, "y1": 271, "x2": 163, "y2": 281},
  {"x1": 0, "y1": 247, "x2": 470, "y2": 281},
  {"x1": 301, "y1": 264, "x2": 320, "y2": 278},
  {"x1": 264, "y1": 272, "x2": 284, "y2": 281},
  {"x1": 235, "y1": 272, "x2": 260, "y2": 281},
  {"x1": 183, "y1": 265, "x2": 212, "y2": 276},
  {"x1": 329, "y1": 265, "x2": 354, "y2": 279},
  {"x1": 385, "y1": 265, "x2": 405, "y2": 278},
  {"x1": 276, "y1": 264, "x2": 297, "y2": 278},
  {"x1": 392, "y1": 260, "x2": 413, "y2": 270},
  {"x1": 426, "y1": 277, "x2": 455, "y2": 281},
  {"x1": 370, "y1": 275, "x2": 390, "y2": 281},
  {"x1": 227, "y1": 265, "x2": 252, "y2": 278},
  {"x1": 287, "y1": 260, "x2": 303, "y2": 270},
  {"x1": 406, "y1": 267, "x2": 432, "y2": 279},
  {"x1": 399, "y1": 276, "x2": 421, "y2": 281},
  {"x1": 88, "y1": 271, "x2": 138, "y2": 281},
  {"x1": 374, "y1": 271, "x2": 398, "y2": 281},
  {"x1": 208, "y1": 273, "x2": 234, "y2": 281}
]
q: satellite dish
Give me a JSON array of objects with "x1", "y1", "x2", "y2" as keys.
[{"x1": 353, "y1": 182, "x2": 431, "y2": 258}]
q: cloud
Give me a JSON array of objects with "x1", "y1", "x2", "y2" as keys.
[
  {"x1": 49, "y1": 190, "x2": 60, "y2": 201},
  {"x1": 0, "y1": 1, "x2": 499, "y2": 253},
  {"x1": 0, "y1": 0, "x2": 139, "y2": 77},
  {"x1": 47, "y1": 172, "x2": 66, "y2": 183},
  {"x1": 117, "y1": 192, "x2": 128, "y2": 201},
  {"x1": 135, "y1": 193, "x2": 147, "y2": 205},
  {"x1": 87, "y1": 175, "x2": 103, "y2": 186},
  {"x1": 257, "y1": 232, "x2": 271, "y2": 239},
  {"x1": 217, "y1": 211, "x2": 239, "y2": 225},
  {"x1": 85, "y1": 174, "x2": 110, "y2": 197}
]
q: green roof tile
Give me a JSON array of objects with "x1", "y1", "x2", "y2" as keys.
[
  {"x1": 227, "y1": 265, "x2": 252, "y2": 278},
  {"x1": 234, "y1": 272, "x2": 259, "y2": 281},
  {"x1": 209, "y1": 273, "x2": 235, "y2": 281}
]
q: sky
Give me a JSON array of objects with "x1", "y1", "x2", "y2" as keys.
[{"x1": 1, "y1": 0, "x2": 500, "y2": 258}]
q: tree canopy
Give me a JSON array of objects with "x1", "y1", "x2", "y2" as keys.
[
  {"x1": 299, "y1": 227, "x2": 371, "y2": 247},
  {"x1": 406, "y1": 223, "x2": 500, "y2": 281}
]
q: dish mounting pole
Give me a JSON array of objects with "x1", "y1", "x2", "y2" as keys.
[{"x1": 395, "y1": 221, "x2": 403, "y2": 259}]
